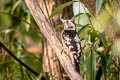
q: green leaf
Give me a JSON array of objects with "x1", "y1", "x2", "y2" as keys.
[
  {"x1": 72, "y1": 13, "x2": 91, "y2": 21},
  {"x1": 20, "y1": 54, "x2": 43, "y2": 73},
  {"x1": 74, "y1": 13, "x2": 91, "y2": 25},
  {"x1": 77, "y1": 24, "x2": 91, "y2": 38},
  {"x1": 11, "y1": 0, "x2": 22, "y2": 14},
  {"x1": 87, "y1": 49, "x2": 96, "y2": 80},
  {"x1": 90, "y1": 30, "x2": 97, "y2": 43},
  {"x1": 24, "y1": 14, "x2": 31, "y2": 31},
  {"x1": 49, "y1": 1, "x2": 73, "y2": 18},
  {"x1": 96, "y1": 0, "x2": 103, "y2": 14},
  {"x1": 101, "y1": 54, "x2": 107, "y2": 80},
  {"x1": 0, "y1": 66, "x2": 4, "y2": 77},
  {"x1": 106, "y1": 54, "x2": 113, "y2": 69},
  {"x1": 72, "y1": 13, "x2": 84, "y2": 21},
  {"x1": 55, "y1": 24, "x2": 64, "y2": 30},
  {"x1": 26, "y1": 71, "x2": 33, "y2": 80},
  {"x1": 0, "y1": 14, "x2": 11, "y2": 28},
  {"x1": 98, "y1": 32, "x2": 108, "y2": 51},
  {"x1": 36, "y1": 73, "x2": 44, "y2": 80},
  {"x1": 45, "y1": 72, "x2": 50, "y2": 80},
  {"x1": 20, "y1": 65, "x2": 25, "y2": 80}
]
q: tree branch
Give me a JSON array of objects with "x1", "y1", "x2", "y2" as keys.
[
  {"x1": 0, "y1": 42, "x2": 39, "y2": 76},
  {"x1": 0, "y1": 42, "x2": 46, "y2": 80},
  {"x1": 24, "y1": 0, "x2": 83, "y2": 80}
]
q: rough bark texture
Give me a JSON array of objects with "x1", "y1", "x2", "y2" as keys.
[
  {"x1": 38, "y1": 0, "x2": 73, "y2": 80},
  {"x1": 42, "y1": 38, "x2": 62, "y2": 80},
  {"x1": 25, "y1": 0, "x2": 83, "y2": 80}
]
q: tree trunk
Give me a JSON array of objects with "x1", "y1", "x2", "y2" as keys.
[{"x1": 38, "y1": 0, "x2": 73, "y2": 80}]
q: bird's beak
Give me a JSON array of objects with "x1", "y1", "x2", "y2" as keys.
[
  {"x1": 60, "y1": 15, "x2": 66, "y2": 23},
  {"x1": 60, "y1": 18, "x2": 66, "y2": 23}
]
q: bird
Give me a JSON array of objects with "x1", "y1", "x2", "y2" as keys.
[{"x1": 61, "y1": 19, "x2": 82, "y2": 72}]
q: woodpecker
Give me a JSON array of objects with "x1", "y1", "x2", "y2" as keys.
[{"x1": 61, "y1": 19, "x2": 82, "y2": 72}]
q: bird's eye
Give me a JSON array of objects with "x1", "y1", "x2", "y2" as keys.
[
  {"x1": 69, "y1": 26, "x2": 73, "y2": 28},
  {"x1": 66, "y1": 21, "x2": 69, "y2": 23}
]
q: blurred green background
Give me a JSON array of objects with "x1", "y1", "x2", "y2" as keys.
[{"x1": 0, "y1": 0, "x2": 120, "y2": 80}]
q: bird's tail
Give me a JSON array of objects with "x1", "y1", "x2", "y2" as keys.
[{"x1": 74, "y1": 59, "x2": 80, "y2": 73}]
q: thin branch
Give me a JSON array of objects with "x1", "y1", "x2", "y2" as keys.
[
  {"x1": 24, "y1": 0, "x2": 83, "y2": 80},
  {"x1": 0, "y1": 11, "x2": 44, "y2": 37},
  {"x1": 0, "y1": 41, "x2": 47, "y2": 79},
  {"x1": 0, "y1": 11, "x2": 31, "y2": 26},
  {"x1": 0, "y1": 42, "x2": 39, "y2": 76}
]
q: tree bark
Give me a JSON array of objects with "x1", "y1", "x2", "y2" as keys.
[
  {"x1": 25, "y1": 0, "x2": 83, "y2": 80},
  {"x1": 38, "y1": 0, "x2": 73, "y2": 80}
]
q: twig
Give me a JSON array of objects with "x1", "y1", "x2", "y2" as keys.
[
  {"x1": 0, "y1": 11, "x2": 31, "y2": 26},
  {"x1": 0, "y1": 41, "x2": 47, "y2": 79},
  {"x1": 0, "y1": 42, "x2": 39, "y2": 76},
  {"x1": 0, "y1": 11, "x2": 44, "y2": 37}
]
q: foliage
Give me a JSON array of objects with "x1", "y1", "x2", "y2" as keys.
[
  {"x1": 0, "y1": 0, "x2": 46, "y2": 80},
  {"x1": 0, "y1": 0, "x2": 120, "y2": 80},
  {"x1": 49, "y1": 1, "x2": 73, "y2": 18}
]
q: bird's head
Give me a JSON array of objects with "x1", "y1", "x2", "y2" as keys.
[{"x1": 61, "y1": 19, "x2": 76, "y2": 30}]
